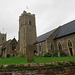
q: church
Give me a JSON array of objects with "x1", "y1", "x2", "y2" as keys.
[
  {"x1": 35, "y1": 20, "x2": 75, "y2": 56},
  {"x1": 18, "y1": 11, "x2": 75, "y2": 56},
  {"x1": 0, "y1": 10, "x2": 75, "y2": 57}
]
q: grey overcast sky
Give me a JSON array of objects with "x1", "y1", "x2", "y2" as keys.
[{"x1": 0, "y1": 0, "x2": 75, "y2": 40}]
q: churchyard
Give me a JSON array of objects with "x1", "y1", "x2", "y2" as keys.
[{"x1": 0, "y1": 56, "x2": 75, "y2": 65}]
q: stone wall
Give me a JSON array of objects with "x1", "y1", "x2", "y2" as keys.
[
  {"x1": 47, "y1": 27, "x2": 60, "y2": 53},
  {"x1": 36, "y1": 27, "x2": 60, "y2": 56},
  {"x1": 56, "y1": 34, "x2": 75, "y2": 56},
  {"x1": 37, "y1": 41, "x2": 47, "y2": 56},
  {"x1": 0, "y1": 66, "x2": 75, "y2": 75}
]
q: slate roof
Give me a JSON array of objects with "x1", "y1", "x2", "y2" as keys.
[
  {"x1": 35, "y1": 20, "x2": 75, "y2": 44},
  {"x1": 34, "y1": 29, "x2": 56, "y2": 44},
  {"x1": 2, "y1": 38, "x2": 17, "y2": 49},
  {"x1": 55, "y1": 20, "x2": 75, "y2": 39},
  {"x1": 2, "y1": 40, "x2": 11, "y2": 49}
]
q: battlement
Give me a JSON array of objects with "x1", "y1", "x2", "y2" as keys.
[
  {"x1": 0, "y1": 32, "x2": 6, "y2": 35},
  {"x1": 19, "y1": 10, "x2": 35, "y2": 19}
]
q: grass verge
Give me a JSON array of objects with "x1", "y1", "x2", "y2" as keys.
[{"x1": 0, "y1": 56, "x2": 75, "y2": 65}]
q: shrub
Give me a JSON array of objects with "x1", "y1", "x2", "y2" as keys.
[
  {"x1": 53, "y1": 50, "x2": 67, "y2": 57},
  {"x1": 6, "y1": 54, "x2": 10, "y2": 58},
  {"x1": 60, "y1": 50, "x2": 67, "y2": 57},
  {"x1": 44, "y1": 52, "x2": 52, "y2": 57}
]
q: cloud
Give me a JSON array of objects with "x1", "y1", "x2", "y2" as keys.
[{"x1": 0, "y1": 0, "x2": 75, "y2": 40}]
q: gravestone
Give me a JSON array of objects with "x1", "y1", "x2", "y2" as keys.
[
  {"x1": 26, "y1": 45, "x2": 34, "y2": 62},
  {"x1": 58, "y1": 51, "x2": 60, "y2": 57}
]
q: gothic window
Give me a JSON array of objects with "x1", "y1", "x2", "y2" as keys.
[
  {"x1": 58, "y1": 42, "x2": 62, "y2": 51},
  {"x1": 39, "y1": 45, "x2": 41, "y2": 52},
  {"x1": 68, "y1": 40, "x2": 73, "y2": 56},
  {"x1": 2, "y1": 37, "x2": 4, "y2": 41},
  {"x1": 51, "y1": 43, "x2": 54, "y2": 52},
  {"x1": 29, "y1": 20, "x2": 32, "y2": 25},
  {"x1": 68, "y1": 40, "x2": 72, "y2": 48}
]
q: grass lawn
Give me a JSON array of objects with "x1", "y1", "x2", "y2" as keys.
[{"x1": 0, "y1": 56, "x2": 75, "y2": 65}]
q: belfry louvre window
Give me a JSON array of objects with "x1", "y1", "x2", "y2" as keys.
[
  {"x1": 2, "y1": 37, "x2": 4, "y2": 40},
  {"x1": 58, "y1": 42, "x2": 62, "y2": 51},
  {"x1": 29, "y1": 20, "x2": 32, "y2": 25}
]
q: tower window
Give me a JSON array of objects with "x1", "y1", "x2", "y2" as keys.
[
  {"x1": 2, "y1": 37, "x2": 4, "y2": 40},
  {"x1": 29, "y1": 21, "x2": 32, "y2": 25}
]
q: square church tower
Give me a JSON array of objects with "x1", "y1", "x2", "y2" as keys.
[
  {"x1": 0, "y1": 32, "x2": 6, "y2": 45},
  {"x1": 19, "y1": 11, "x2": 36, "y2": 55}
]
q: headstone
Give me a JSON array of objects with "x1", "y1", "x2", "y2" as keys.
[
  {"x1": 26, "y1": 45, "x2": 34, "y2": 62},
  {"x1": 58, "y1": 51, "x2": 60, "y2": 57}
]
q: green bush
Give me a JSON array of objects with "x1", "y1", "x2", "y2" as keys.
[
  {"x1": 44, "y1": 52, "x2": 52, "y2": 57},
  {"x1": 53, "y1": 50, "x2": 67, "y2": 57}
]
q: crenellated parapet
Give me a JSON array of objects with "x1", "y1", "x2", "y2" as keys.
[{"x1": 19, "y1": 10, "x2": 35, "y2": 19}]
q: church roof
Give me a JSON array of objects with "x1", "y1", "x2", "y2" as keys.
[
  {"x1": 2, "y1": 40, "x2": 12, "y2": 49},
  {"x1": 35, "y1": 20, "x2": 75, "y2": 44},
  {"x1": 55, "y1": 20, "x2": 75, "y2": 39},
  {"x1": 2, "y1": 38, "x2": 17, "y2": 49},
  {"x1": 34, "y1": 29, "x2": 56, "y2": 44}
]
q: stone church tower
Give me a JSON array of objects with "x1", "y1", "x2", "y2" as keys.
[
  {"x1": 0, "y1": 32, "x2": 6, "y2": 45},
  {"x1": 0, "y1": 32, "x2": 6, "y2": 56},
  {"x1": 19, "y1": 11, "x2": 36, "y2": 55}
]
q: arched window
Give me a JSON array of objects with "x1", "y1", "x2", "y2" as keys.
[
  {"x1": 68, "y1": 40, "x2": 72, "y2": 48},
  {"x1": 39, "y1": 45, "x2": 41, "y2": 52},
  {"x1": 29, "y1": 20, "x2": 32, "y2": 25},
  {"x1": 68, "y1": 40, "x2": 73, "y2": 56},
  {"x1": 2, "y1": 37, "x2": 4, "y2": 41},
  {"x1": 58, "y1": 42, "x2": 62, "y2": 51},
  {"x1": 51, "y1": 43, "x2": 54, "y2": 52}
]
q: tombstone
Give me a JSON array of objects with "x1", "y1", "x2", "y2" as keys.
[
  {"x1": 26, "y1": 45, "x2": 34, "y2": 63},
  {"x1": 58, "y1": 51, "x2": 60, "y2": 57}
]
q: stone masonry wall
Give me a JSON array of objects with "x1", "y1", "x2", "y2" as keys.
[
  {"x1": 0, "y1": 66, "x2": 75, "y2": 75},
  {"x1": 37, "y1": 41, "x2": 47, "y2": 56},
  {"x1": 56, "y1": 34, "x2": 75, "y2": 56}
]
